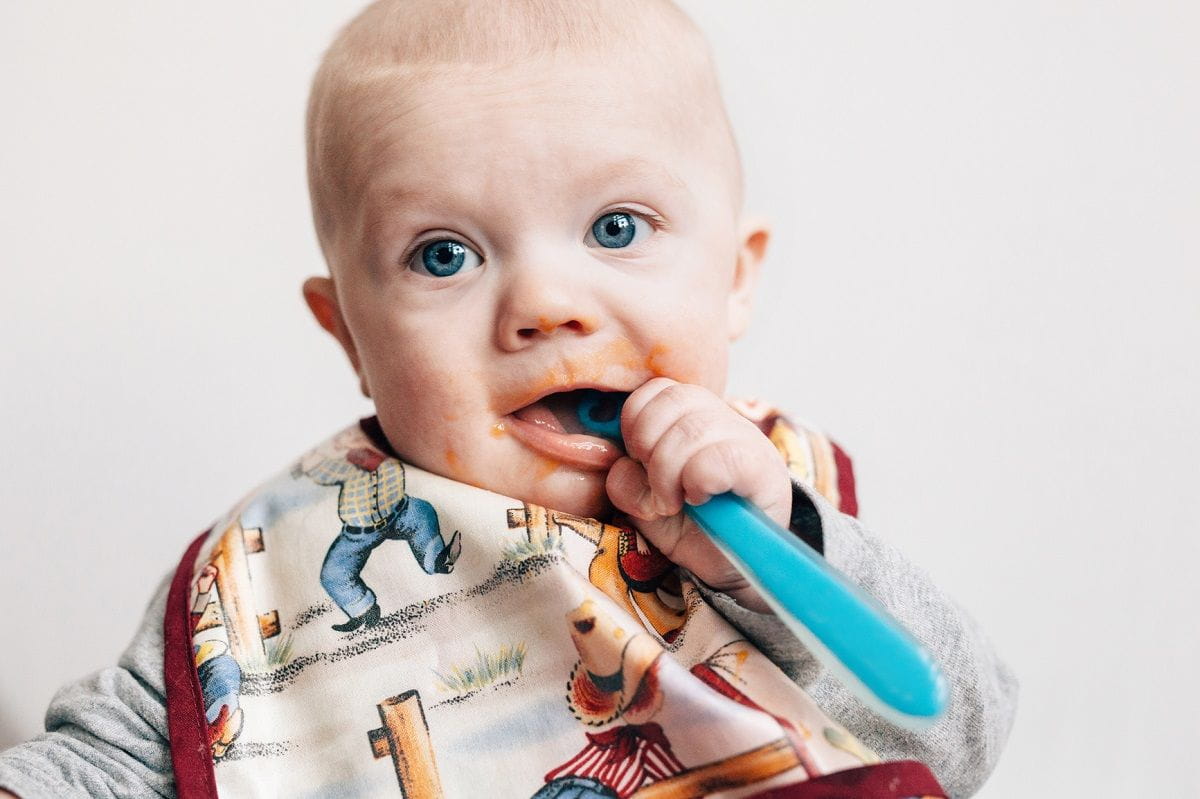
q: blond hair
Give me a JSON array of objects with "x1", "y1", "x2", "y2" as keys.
[{"x1": 306, "y1": 0, "x2": 742, "y2": 261}]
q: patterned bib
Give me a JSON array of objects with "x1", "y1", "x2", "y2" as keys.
[{"x1": 162, "y1": 404, "x2": 943, "y2": 799}]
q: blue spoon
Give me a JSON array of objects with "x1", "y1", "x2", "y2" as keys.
[{"x1": 576, "y1": 390, "x2": 948, "y2": 728}]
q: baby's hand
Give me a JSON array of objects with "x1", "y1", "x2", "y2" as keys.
[{"x1": 605, "y1": 378, "x2": 792, "y2": 614}]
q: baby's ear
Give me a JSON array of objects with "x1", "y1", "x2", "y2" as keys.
[
  {"x1": 728, "y1": 217, "x2": 771, "y2": 340},
  {"x1": 302, "y1": 276, "x2": 371, "y2": 398}
]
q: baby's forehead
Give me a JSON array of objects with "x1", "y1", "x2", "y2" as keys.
[
  {"x1": 308, "y1": 0, "x2": 741, "y2": 252},
  {"x1": 357, "y1": 62, "x2": 700, "y2": 168},
  {"x1": 337, "y1": 74, "x2": 740, "y2": 256}
]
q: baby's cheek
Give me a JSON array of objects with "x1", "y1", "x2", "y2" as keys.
[
  {"x1": 371, "y1": 359, "x2": 464, "y2": 437},
  {"x1": 644, "y1": 292, "x2": 731, "y2": 379},
  {"x1": 648, "y1": 334, "x2": 730, "y2": 394}
]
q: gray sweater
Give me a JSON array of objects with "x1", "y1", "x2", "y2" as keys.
[{"x1": 0, "y1": 482, "x2": 1017, "y2": 798}]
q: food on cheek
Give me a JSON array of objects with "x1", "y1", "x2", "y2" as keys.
[{"x1": 443, "y1": 449, "x2": 467, "y2": 480}]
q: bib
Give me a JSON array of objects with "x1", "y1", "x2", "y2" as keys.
[{"x1": 163, "y1": 403, "x2": 943, "y2": 798}]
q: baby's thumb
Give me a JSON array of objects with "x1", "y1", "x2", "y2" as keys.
[
  {"x1": 605, "y1": 457, "x2": 658, "y2": 521},
  {"x1": 605, "y1": 457, "x2": 687, "y2": 564}
]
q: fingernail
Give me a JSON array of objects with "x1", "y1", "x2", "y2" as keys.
[{"x1": 636, "y1": 488, "x2": 655, "y2": 518}]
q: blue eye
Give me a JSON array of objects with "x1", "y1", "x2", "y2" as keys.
[
  {"x1": 589, "y1": 211, "x2": 648, "y2": 249},
  {"x1": 414, "y1": 239, "x2": 482, "y2": 277}
]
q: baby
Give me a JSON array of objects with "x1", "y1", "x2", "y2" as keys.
[{"x1": 0, "y1": 1, "x2": 1016, "y2": 798}]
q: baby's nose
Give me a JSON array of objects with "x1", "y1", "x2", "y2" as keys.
[
  {"x1": 500, "y1": 312, "x2": 597, "y2": 351},
  {"x1": 519, "y1": 316, "x2": 593, "y2": 338},
  {"x1": 496, "y1": 268, "x2": 600, "y2": 350}
]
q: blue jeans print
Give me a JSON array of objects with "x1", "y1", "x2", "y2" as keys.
[
  {"x1": 320, "y1": 495, "x2": 447, "y2": 619},
  {"x1": 196, "y1": 651, "x2": 242, "y2": 724}
]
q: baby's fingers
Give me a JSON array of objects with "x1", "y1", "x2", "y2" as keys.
[
  {"x1": 678, "y1": 439, "x2": 748, "y2": 506},
  {"x1": 680, "y1": 439, "x2": 793, "y2": 526},
  {"x1": 643, "y1": 411, "x2": 733, "y2": 514},
  {"x1": 621, "y1": 378, "x2": 706, "y2": 462}
]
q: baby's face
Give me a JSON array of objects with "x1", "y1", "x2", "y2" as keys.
[{"x1": 308, "y1": 56, "x2": 765, "y2": 518}]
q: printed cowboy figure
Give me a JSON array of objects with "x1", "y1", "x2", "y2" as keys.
[
  {"x1": 540, "y1": 724, "x2": 684, "y2": 799},
  {"x1": 540, "y1": 600, "x2": 683, "y2": 798},
  {"x1": 296, "y1": 441, "x2": 462, "y2": 632}
]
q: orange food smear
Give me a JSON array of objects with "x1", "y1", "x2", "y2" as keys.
[
  {"x1": 505, "y1": 337, "x2": 685, "y2": 411},
  {"x1": 490, "y1": 421, "x2": 507, "y2": 438},
  {"x1": 522, "y1": 338, "x2": 637, "y2": 397},
  {"x1": 535, "y1": 456, "x2": 559, "y2": 480},
  {"x1": 644, "y1": 343, "x2": 670, "y2": 377},
  {"x1": 444, "y1": 449, "x2": 466, "y2": 479}
]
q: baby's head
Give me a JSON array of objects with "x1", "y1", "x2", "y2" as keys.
[{"x1": 303, "y1": 0, "x2": 770, "y2": 518}]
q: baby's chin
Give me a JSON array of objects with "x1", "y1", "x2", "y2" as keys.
[
  {"x1": 494, "y1": 467, "x2": 614, "y2": 522},
  {"x1": 393, "y1": 436, "x2": 616, "y2": 520}
]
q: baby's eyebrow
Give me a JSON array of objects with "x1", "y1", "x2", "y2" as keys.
[
  {"x1": 360, "y1": 156, "x2": 689, "y2": 233},
  {"x1": 577, "y1": 156, "x2": 689, "y2": 195}
]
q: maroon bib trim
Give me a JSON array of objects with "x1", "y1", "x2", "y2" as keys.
[
  {"x1": 830, "y1": 439, "x2": 858, "y2": 518},
  {"x1": 164, "y1": 529, "x2": 219, "y2": 799},
  {"x1": 743, "y1": 761, "x2": 946, "y2": 799}
]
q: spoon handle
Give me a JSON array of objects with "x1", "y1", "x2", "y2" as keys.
[{"x1": 686, "y1": 492, "x2": 947, "y2": 727}]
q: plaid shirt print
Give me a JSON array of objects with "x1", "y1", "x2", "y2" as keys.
[{"x1": 304, "y1": 456, "x2": 406, "y2": 528}]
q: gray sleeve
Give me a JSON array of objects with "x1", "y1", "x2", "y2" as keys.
[
  {"x1": 0, "y1": 574, "x2": 176, "y2": 799},
  {"x1": 694, "y1": 483, "x2": 1018, "y2": 799}
]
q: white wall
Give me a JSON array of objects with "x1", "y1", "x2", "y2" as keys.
[{"x1": 1, "y1": 2, "x2": 1196, "y2": 795}]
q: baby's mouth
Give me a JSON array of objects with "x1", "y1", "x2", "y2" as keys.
[
  {"x1": 511, "y1": 390, "x2": 598, "y2": 435},
  {"x1": 506, "y1": 389, "x2": 625, "y2": 471}
]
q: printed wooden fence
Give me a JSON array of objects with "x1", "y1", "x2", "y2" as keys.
[
  {"x1": 507, "y1": 502, "x2": 603, "y2": 546},
  {"x1": 631, "y1": 738, "x2": 800, "y2": 799},
  {"x1": 368, "y1": 690, "x2": 445, "y2": 798},
  {"x1": 209, "y1": 519, "x2": 279, "y2": 661}
]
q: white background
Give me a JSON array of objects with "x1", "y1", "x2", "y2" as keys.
[{"x1": 1, "y1": 1, "x2": 1197, "y2": 795}]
